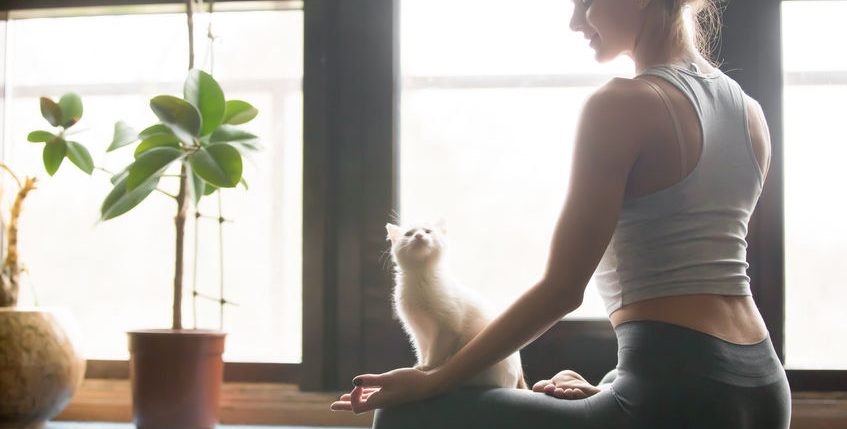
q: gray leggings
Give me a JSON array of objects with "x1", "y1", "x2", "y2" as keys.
[{"x1": 373, "y1": 320, "x2": 791, "y2": 429}]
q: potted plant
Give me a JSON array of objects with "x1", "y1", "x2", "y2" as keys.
[
  {"x1": 99, "y1": 2, "x2": 259, "y2": 427},
  {"x1": 0, "y1": 93, "x2": 93, "y2": 428}
]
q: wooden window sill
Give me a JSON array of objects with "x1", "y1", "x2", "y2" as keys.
[
  {"x1": 792, "y1": 391, "x2": 847, "y2": 429},
  {"x1": 58, "y1": 380, "x2": 847, "y2": 428},
  {"x1": 57, "y1": 380, "x2": 373, "y2": 427}
]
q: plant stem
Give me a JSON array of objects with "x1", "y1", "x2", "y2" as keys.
[
  {"x1": 94, "y1": 166, "x2": 115, "y2": 176},
  {"x1": 155, "y1": 188, "x2": 179, "y2": 200},
  {"x1": 0, "y1": 162, "x2": 23, "y2": 190},
  {"x1": 0, "y1": 178, "x2": 37, "y2": 307},
  {"x1": 172, "y1": 163, "x2": 189, "y2": 330},
  {"x1": 187, "y1": 0, "x2": 195, "y2": 72},
  {"x1": 171, "y1": 0, "x2": 195, "y2": 330}
]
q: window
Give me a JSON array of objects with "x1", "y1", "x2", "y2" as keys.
[
  {"x1": 399, "y1": 0, "x2": 633, "y2": 319},
  {"x1": 3, "y1": 4, "x2": 303, "y2": 363},
  {"x1": 782, "y1": 0, "x2": 847, "y2": 370}
]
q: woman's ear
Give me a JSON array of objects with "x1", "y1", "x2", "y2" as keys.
[{"x1": 386, "y1": 223, "x2": 401, "y2": 242}]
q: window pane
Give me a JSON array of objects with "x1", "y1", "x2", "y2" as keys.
[
  {"x1": 782, "y1": 1, "x2": 847, "y2": 369},
  {"x1": 6, "y1": 7, "x2": 303, "y2": 363},
  {"x1": 400, "y1": 0, "x2": 633, "y2": 318}
]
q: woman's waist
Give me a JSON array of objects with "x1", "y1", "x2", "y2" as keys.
[
  {"x1": 609, "y1": 293, "x2": 768, "y2": 344},
  {"x1": 611, "y1": 318, "x2": 785, "y2": 387}
]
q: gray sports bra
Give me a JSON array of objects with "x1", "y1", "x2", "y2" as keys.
[{"x1": 595, "y1": 64, "x2": 764, "y2": 316}]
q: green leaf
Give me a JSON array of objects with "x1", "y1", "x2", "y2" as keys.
[
  {"x1": 108, "y1": 121, "x2": 139, "y2": 152},
  {"x1": 189, "y1": 168, "x2": 205, "y2": 206},
  {"x1": 40, "y1": 97, "x2": 63, "y2": 127},
  {"x1": 213, "y1": 126, "x2": 262, "y2": 154},
  {"x1": 28, "y1": 130, "x2": 55, "y2": 143},
  {"x1": 58, "y1": 93, "x2": 83, "y2": 128},
  {"x1": 43, "y1": 138, "x2": 67, "y2": 176},
  {"x1": 149, "y1": 95, "x2": 201, "y2": 144},
  {"x1": 239, "y1": 177, "x2": 248, "y2": 190},
  {"x1": 230, "y1": 139, "x2": 263, "y2": 153},
  {"x1": 66, "y1": 141, "x2": 94, "y2": 175},
  {"x1": 111, "y1": 165, "x2": 130, "y2": 185},
  {"x1": 100, "y1": 174, "x2": 159, "y2": 221},
  {"x1": 223, "y1": 100, "x2": 258, "y2": 125},
  {"x1": 127, "y1": 147, "x2": 183, "y2": 191},
  {"x1": 184, "y1": 69, "x2": 225, "y2": 136},
  {"x1": 134, "y1": 134, "x2": 181, "y2": 158},
  {"x1": 138, "y1": 124, "x2": 173, "y2": 140},
  {"x1": 188, "y1": 143, "x2": 242, "y2": 188},
  {"x1": 209, "y1": 125, "x2": 258, "y2": 144},
  {"x1": 204, "y1": 183, "x2": 217, "y2": 195}
]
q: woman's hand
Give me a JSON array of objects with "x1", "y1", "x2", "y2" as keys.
[
  {"x1": 329, "y1": 367, "x2": 442, "y2": 414},
  {"x1": 532, "y1": 369, "x2": 602, "y2": 400}
]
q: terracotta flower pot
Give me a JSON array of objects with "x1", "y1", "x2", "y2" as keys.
[
  {"x1": 128, "y1": 329, "x2": 226, "y2": 429},
  {"x1": 0, "y1": 307, "x2": 86, "y2": 429}
]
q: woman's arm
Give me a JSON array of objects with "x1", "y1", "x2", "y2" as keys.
[
  {"x1": 331, "y1": 79, "x2": 652, "y2": 413},
  {"x1": 431, "y1": 79, "x2": 649, "y2": 393}
]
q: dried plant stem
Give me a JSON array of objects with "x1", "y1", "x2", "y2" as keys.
[
  {"x1": 0, "y1": 177, "x2": 37, "y2": 307},
  {"x1": 0, "y1": 162, "x2": 23, "y2": 190}
]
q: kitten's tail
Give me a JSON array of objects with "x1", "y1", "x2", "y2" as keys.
[{"x1": 516, "y1": 370, "x2": 529, "y2": 390}]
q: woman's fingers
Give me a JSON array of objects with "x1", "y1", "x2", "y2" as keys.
[
  {"x1": 351, "y1": 388, "x2": 387, "y2": 414},
  {"x1": 331, "y1": 375, "x2": 387, "y2": 412},
  {"x1": 553, "y1": 387, "x2": 567, "y2": 398},
  {"x1": 339, "y1": 387, "x2": 380, "y2": 401},
  {"x1": 330, "y1": 400, "x2": 353, "y2": 411},
  {"x1": 332, "y1": 367, "x2": 433, "y2": 414},
  {"x1": 353, "y1": 373, "x2": 388, "y2": 388},
  {"x1": 566, "y1": 388, "x2": 588, "y2": 399},
  {"x1": 542, "y1": 382, "x2": 590, "y2": 400},
  {"x1": 338, "y1": 392, "x2": 375, "y2": 402},
  {"x1": 532, "y1": 379, "x2": 552, "y2": 392},
  {"x1": 331, "y1": 386, "x2": 371, "y2": 413},
  {"x1": 551, "y1": 387, "x2": 584, "y2": 399},
  {"x1": 349, "y1": 386, "x2": 365, "y2": 410}
]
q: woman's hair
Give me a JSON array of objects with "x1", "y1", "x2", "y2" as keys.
[{"x1": 663, "y1": 0, "x2": 723, "y2": 64}]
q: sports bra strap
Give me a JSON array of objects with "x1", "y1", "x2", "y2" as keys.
[{"x1": 639, "y1": 78, "x2": 687, "y2": 179}]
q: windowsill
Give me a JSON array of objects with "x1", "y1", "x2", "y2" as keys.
[
  {"x1": 58, "y1": 380, "x2": 847, "y2": 428},
  {"x1": 57, "y1": 379, "x2": 374, "y2": 427},
  {"x1": 792, "y1": 391, "x2": 847, "y2": 429}
]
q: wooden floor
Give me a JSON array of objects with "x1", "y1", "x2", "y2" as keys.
[
  {"x1": 57, "y1": 380, "x2": 373, "y2": 427},
  {"x1": 55, "y1": 380, "x2": 847, "y2": 429}
]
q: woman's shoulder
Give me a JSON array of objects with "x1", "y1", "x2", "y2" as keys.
[
  {"x1": 589, "y1": 77, "x2": 661, "y2": 108},
  {"x1": 579, "y1": 77, "x2": 664, "y2": 138}
]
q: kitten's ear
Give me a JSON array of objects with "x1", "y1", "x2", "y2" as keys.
[
  {"x1": 435, "y1": 218, "x2": 447, "y2": 235},
  {"x1": 386, "y1": 223, "x2": 401, "y2": 242}
]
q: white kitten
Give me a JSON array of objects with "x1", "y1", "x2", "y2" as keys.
[{"x1": 386, "y1": 221, "x2": 527, "y2": 389}]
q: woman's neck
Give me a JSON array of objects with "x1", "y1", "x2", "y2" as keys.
[{"x1": 630, "y1": 7, "x2": 709, "y2": 75}]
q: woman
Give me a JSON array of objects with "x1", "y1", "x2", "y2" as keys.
[{"x1": 331, "y1": 0, "x2": 791, "y2": 427}]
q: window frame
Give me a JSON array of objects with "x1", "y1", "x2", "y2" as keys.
[
  {"x1": 300, "y1": 0, "x2": 845, "y2": 392},
  {"x1": 0, "y1": 0, "x2": 304, "y2": 384}
]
